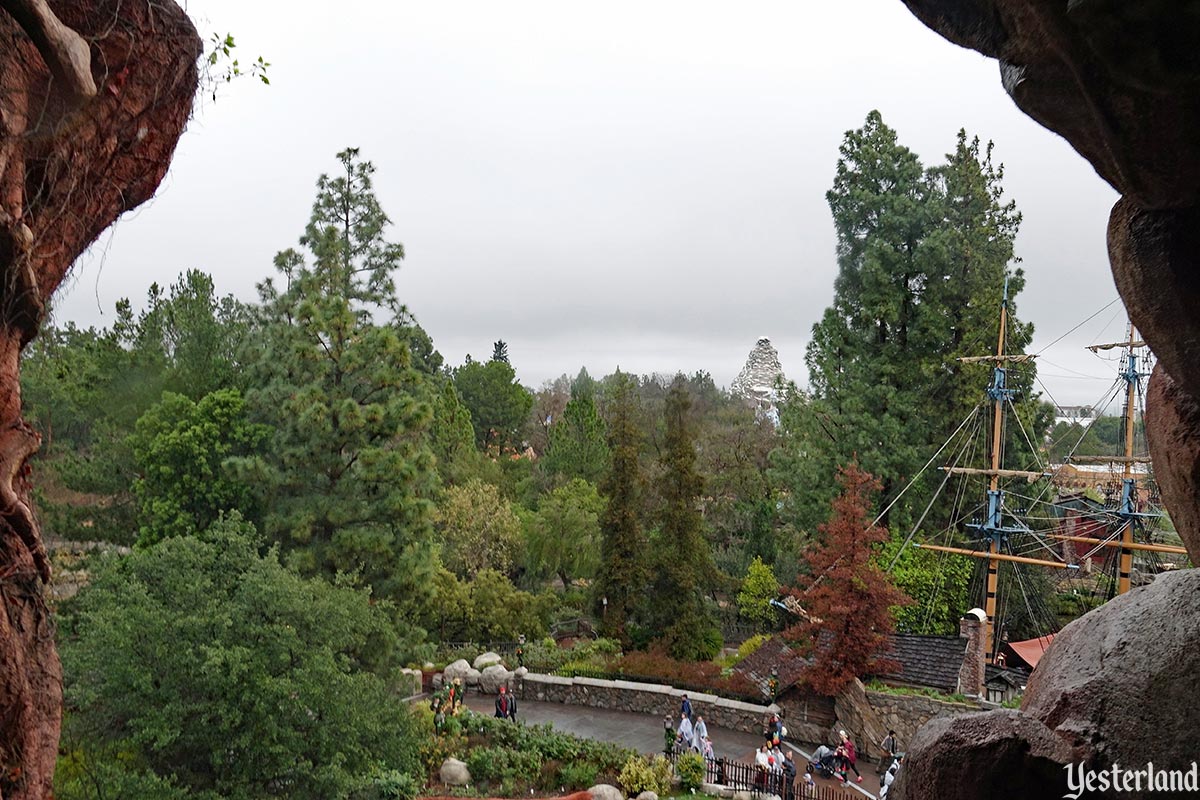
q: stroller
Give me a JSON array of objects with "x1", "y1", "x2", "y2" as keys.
[{"x1": 808, "y1": 744, "x2": 840, "y2": 779}]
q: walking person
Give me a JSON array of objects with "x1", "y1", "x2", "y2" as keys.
[
  {"x1": 692, "y1": 714, "x2": 708, "y2": 752},
  {"x1": 837, "y1": 730, "x2": 863, "y2": 783},
  {"x1": 681, "y1": 693, "x2": 693, "y2": 721},
  {"x1": 880, "y1": 729, "x2": 899, "y2": 769},
  {"x1": 676, "y1": 711, "x2": 694, "y2": 752}
]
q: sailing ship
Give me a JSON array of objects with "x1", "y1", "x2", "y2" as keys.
[{"x1": 891, "y1": 279, "x2": 1188, "y2": 663}]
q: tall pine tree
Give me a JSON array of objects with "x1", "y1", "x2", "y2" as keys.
[
  {"x1": 244, "y1": 149, "x2": 436, "y2": 641},
  {"x1": 647, "y1": 376, "x2": 720, "y2": 661},
  {"x1": 594, "y1": 371, "x2": 646, "y2": 646},
  {"x1": 543, "y1": 382, "x2": 609, "y2": 484}
]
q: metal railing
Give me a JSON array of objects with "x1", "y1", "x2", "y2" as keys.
[{"x1": 666, "y1": 751, "x2": 850, "y2": 800}]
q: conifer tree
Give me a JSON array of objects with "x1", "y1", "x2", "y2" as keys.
[
  {"x1": 785, "y1": 463, "x2": 910, "y2": 695},
  {"x1": 647, "y1": 376, "x2": 720, "y2": 660},
  {"x1": 594, "y1": 371, "x2": 646, "y2": 646},
  {"x1": 543, "y1": 382, "x2": 610, "y2": 484},
  {"x1": 244, "y1": 149, "x2": 436, "y2": 636}
]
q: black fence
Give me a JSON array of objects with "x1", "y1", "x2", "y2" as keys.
[{"x1": 667, "y1": 752, "x2": 851, "y2": 800}]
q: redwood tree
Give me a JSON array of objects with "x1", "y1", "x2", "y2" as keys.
[
  {"x1": 0, "y1": 1, "x2": 200, "y2": 796},
  {"x1": 785, "y1": 463, "x2": 910, "y2": 695}
]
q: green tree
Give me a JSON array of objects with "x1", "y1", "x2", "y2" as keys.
[
  {"x1": 59, "y1": 515, "x2": 422, "y2": 800},
  {"x1": 453, "y1": 357, "x2": 533, "y2": 451},
  {"x1": 525, "y1": 478, "x2": 604, "y2": 588},
  {"x1": 244, "y1": 149, "x2": 436, "y2": 633},
  {"x1": 434, "y1": 478, "x2": 523, "y2": 578},
  {"x1": 646, "y1": 376, "x2": 720, "y2": 660},
  {"x1": 736, "y1": 557, "x2": 780, "y2": 632},
  {"x1": 542, "y1": 384, "x2": 610, "y2": 484},
  {"x1": 129, "y1": 388, "x2": 271, "y2": 546},
  {"x1": 774, "y1": 114, "x2": 1042, "y2": 591},
  {"x1": 594, "y1": 371, "x2": 646, "y2": 645}
]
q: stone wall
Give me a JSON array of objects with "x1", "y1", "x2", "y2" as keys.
[
  {"x1": 865, "y1": 690, "x2": 983, "y2": 754},
  {"x1": 516, "y1": 673, "x2": 779, "y2": 736}
]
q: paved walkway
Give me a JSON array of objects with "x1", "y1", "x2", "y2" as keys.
[{"x1": 463, "y1": 695, "x2": 882, "y2": 798}]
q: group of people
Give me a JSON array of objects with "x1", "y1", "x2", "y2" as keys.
[
  {"x1": 429, "y1": 677, "x2": 465, "y2": 733},
  {"x1": 493, "y1": 685, "x2": 518, "y2": 722},
  {"x1": 674, "y1": 695, "x2": 715, "y2": 758}
]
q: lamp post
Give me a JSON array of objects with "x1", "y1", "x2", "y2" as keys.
[
  {"x1": 602, "y1": 596, "x2": 608, "y2": 618},
  {"x1": 768, "y1": 666, "x2": 779, "y2": 702}
]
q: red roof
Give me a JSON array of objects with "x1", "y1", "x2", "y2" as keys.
[{"x1": 1005, "y1": 635, "x2": 1055, "y2": 669}]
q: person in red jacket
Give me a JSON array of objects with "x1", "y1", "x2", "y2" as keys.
[{"x1": 837, "y1": 730, "x2": 863, "y2": 783}]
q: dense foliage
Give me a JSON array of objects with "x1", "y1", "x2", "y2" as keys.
[{"x1": 58, "y1": 516, "x2": 421, "y2": 799}]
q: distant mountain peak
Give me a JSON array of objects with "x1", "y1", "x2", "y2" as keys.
[{"x1": 731, "y1": 337, "x2": 786, "y2": 422}]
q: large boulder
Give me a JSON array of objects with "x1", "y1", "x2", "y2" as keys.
[
  {"x1": 588, "y1": 784, "x2": 624, "y2": 800},
  {"x1": 1021, "y1": 568, "x2": 1200, "y2": 772},
  {"x1": 474, "y1": 651, "x2": 504, "y2": 670},
  {"x1": 890, "y1": 710, "x2": 1071, "y2": 800},
  {"x1": 440, "y1": 757, "x2": 472, "y2": 786},
  {"x1": 442, "y1": 659, "x2": 472, "y2": 684},
  {"x1": 479, "y1": 664, "x2": 514, "y2": 694},
  {"x1": 465, "y1": 667, "x2": 482, "y2": 686},
  {"x1": 636, "y1": 791, "x2": 659, "y2": 800}
]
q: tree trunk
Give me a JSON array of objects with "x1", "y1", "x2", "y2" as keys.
[{"x1": 0, "y1": 1, "x2": 200, "y2": 796}]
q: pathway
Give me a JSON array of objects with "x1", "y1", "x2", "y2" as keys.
[{"x1": 463, "y1": 695, "x2": 882, "y2": 798}]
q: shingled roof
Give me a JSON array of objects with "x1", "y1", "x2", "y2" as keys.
[
  {"x1": 732, "y1": 636, "x2": 809, "y2": 695},
  {"x1": 870, "y1": 634, "x2": 967, "y2": 694}
]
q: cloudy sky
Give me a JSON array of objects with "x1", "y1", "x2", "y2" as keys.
[{"x1": 57, "y1": 0, "x2": 1137, "y2": 408}]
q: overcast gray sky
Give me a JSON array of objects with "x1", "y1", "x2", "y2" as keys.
[{"x1": 56, "y1": 0, "x2": 1136, "y2": 408}]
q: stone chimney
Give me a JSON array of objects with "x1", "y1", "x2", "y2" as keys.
[{"x1": 957, "y1": 608, "x2": 987, "y2": 698}]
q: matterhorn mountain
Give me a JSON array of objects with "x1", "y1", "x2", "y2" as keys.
[{"x1": 730, "y1": 337, "x2": 786, "y2": 423}]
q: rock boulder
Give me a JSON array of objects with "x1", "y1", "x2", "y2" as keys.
[
  {"x1": 465, "y1": 667, "x2": 482, "y2": 686},
  {"x1": 1021, "y1": 568, "x2": 1200, "y2": 771},
  {"x1": 474, "y1": 651, "x2": 504, "y2": 670},
  {"x1": 442, "y1": 659, "x2": 472, "y2": 684},
  {"x1": 479, "y1": 664, "x2": 514, "y2": 694},
  {"x1": 440, "y1": 757, "x2": 472, "y2": 786},
  {"x1": 890, "y1": 710, "x2": 1071, "y2": 800},
  {"x1": 588, "y1": 784, "x2": 624, "y2": 800}
]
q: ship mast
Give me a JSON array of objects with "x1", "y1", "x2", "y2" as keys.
[{"x1": 914, "y1": 278, "x2": 1077, "y2": 655}]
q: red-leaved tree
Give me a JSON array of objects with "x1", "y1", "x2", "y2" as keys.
[{"x1": 785, "y1": 462, "x2": 910, "y2": 696}]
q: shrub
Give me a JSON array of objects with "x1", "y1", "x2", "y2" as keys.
[
  {"x1": 363, "y1": 770, "x2": 421, "y2": 800},
  {"x1": 609, "y1": 649, "x2": 762, "y2": 700},
  {"x1": 618, "y1": 755, "x2": 672, "y2": 796},
  {"x1": 419, "y1": 734, "x2": 466, "y2": 779},
  {"x1": 677, "y1": 753, "x2": 706, "y2": 792},
  {"x1": 465, "y1": 747, "x2": 542, "y2": 785},
  {"x1": 559, "y1": 761, "x2": 599, "y2": 790}
]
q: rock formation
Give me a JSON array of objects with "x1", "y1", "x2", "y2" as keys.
[
  {"x1": 0, "y1": 1, "x2": 199, "y2": 796},
  {"x1": 894, "y1": 3, "x2": 1200, "y2": 798},
  {"x1": 730, "y1": 337, "x2": 786, "y2": 421}
]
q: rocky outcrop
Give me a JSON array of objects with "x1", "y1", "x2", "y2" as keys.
[
  {"x1": 890, "y1": 710, "x2": 1072, "y2": 800},
  {"x1": 731, "y1": 337, "x2": 786, "y2": 421},
  {"x1": 440, "y1": 757, "x2": 472, "y2": 786},
  {"x1": 893, "y1": 4, "x2": 1200, "y2": 797},
  {"x1": 1020, "y1": 569, "x2": 1200, "y2": 772}
]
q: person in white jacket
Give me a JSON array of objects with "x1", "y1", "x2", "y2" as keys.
[{"x1": 692, "y1": 715, "x2": 708, "y2": 751}]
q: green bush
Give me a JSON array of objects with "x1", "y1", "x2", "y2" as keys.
[
  {"x1": 465, "y1": 747, "x2": 542, "y2": 785},
  {"x1": 618, "y1": 755, "x2": 672, "y2": 796},
  {"x1": 677, "y1": 753, "x2": 706, "y2": 792},
  {"x1": 559, "y1": 761, "x2": 600, "y2": 790},
  {"x1": 363, "y1": 770, "x2": 421, "y2": 800}
]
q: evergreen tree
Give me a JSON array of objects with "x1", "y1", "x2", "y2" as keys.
[
  {"x1": 594, "y1": 371, "x2": 646, "y2": 646},
  {"x1": 775, "y1": 112, "x2": 1040, "y2": 541},
  {"x1": 454, "y1": 356, "x2": 533, "y2": 451},
  {"x1": 647, "y1": 376, "x2": 720, "y2": 660},
  {"x1": 244, "y1": 149, "x2": 437, "y2": 636},
  {"x1": 542, "y1": 383, "x2": 610, "y2": 484}
]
